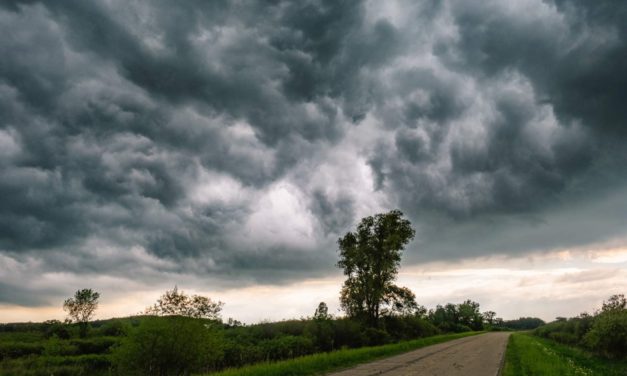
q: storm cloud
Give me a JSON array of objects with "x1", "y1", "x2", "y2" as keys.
[{"x1": 1, "y1": 0, "x2": 626, "y2": 307}]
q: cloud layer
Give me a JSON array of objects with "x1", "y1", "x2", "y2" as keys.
[{"x1": 1, "y1": 0, "x2": 626, "y2": 310}]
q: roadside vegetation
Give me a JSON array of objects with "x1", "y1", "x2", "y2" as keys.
[
  {"x1": 210, "y1": 332, "x2": 481, "y2": 376},
  {"x1": 503, "y1": 332, "x2": 627, "y2": 376},
  {"x1": 504, "y1": 294, "x2": 627, "y2": 376},
  {"x1": 534, "y1": 294, "x2": 627, "y2": 358}
]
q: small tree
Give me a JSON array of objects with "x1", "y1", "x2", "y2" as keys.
[
  {"x1": 337, "y1": 210, "x2": 416, "y2": 326},
  {"x1": 63, "y1": 288, "x2": 100, "y2": 337},
  {"x1": 314, "y1": 302, "x2": 332, "y2": 321},
  {"x1": 306, "y1": 302, "x2": 335, "y2": 351},
  {"x1": 145, "y1": 286, "x2": 224, "y2": 320},
  {"x1": 483, "y1": 311, "x2": 496, "y2": 326}
]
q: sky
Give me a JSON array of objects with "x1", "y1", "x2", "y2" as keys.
[{"x1": 1, "y1": 0, "x2": 626, "y2": 324}]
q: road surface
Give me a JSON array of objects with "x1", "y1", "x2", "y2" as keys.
[{"x1": 327, "y1": 332, "x2": 510, "y2": 376}]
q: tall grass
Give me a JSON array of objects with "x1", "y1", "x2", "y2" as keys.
[
  {"x1": 503, "y1": 333, "x2": 627, "y2": 376},
  {"x1": 207, "y1": 331, "x2": 482, "y2": 376}
]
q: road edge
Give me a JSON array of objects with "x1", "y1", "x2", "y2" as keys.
[{"x1": 495, "y1": 332, "x2": 511, "y2": 376}]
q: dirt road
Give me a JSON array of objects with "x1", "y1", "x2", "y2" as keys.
[{"x1": 327, "y1": 332, "x2": 510, "y2": 376}]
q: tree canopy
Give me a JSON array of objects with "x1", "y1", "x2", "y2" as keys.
[
  {"x1": 337, "y1": 209, "x2": 416, "y2": 325},
  {"x1": 63, "y1": 288, "x2": 100, "y2": 337},
  {"x1": 144, "y1": 286, "x2": 224, "y2": 320}
]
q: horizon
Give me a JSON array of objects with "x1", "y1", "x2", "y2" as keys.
[{"x1": 1, "y1": 0, "x2": 627, "y2": 325}]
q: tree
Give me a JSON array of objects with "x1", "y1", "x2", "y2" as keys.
[
  {"x1": 382, "y1": 286, "x2": 422, "y2": 317},
  {"x1": 144, "y1": 286, "x2": 224, "y2": 320},
  {"x1": 63, "y1": 288, "x2": 100, "y2": 338},
  {"x1": 337, "y1": 210, "x2": 416, "y2": 326},
  {"x1": 601, "y1": 294, "x2": 626, "y2": 313},
  {"x1": 307, "y1": 302, "x2": 335, "y2": 351},
  {"x1": 314, "y1": 302, "x2": 332, "y2": 321},
  {"x1": 483, "y1": 311, "x2": 496, "y2": 326}
]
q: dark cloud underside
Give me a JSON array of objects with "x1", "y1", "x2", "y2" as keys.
[{"x1": 1, "y1": 0, "x2": 626, "y2": 306}]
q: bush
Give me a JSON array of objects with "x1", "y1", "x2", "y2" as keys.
[
  {"x1": 362, "y1": 328, "x2": 390, "y2": 346},
  {"x1": 382, "y1": 316, "x2": 439, "y2": 340},
  {"x1": 304, "y1": 319, "x2": 335, "y2": 352},
  {"x1": 259, "y1": 335, "x2": 315, "y2": 361},
  {"x1": 0, "y1": 342, "x2": 44, "y2": 360},
  {"x1": 583, "y1": 310, "x2": 627, "y2": 358},
  {"x1": 534, "y1": 315, "x2": 594, "y2": 347},
  {"x1": 43, "y1": 321, "x2": 71, "y2": 340},
  {"x1": 113, "y1": 316, "x2": 224, "y2": 375},
  {"x1": 97, "y1": 320, "x2": 129, "y2": 337},
  {"x1": 332, "y1": 319, "x2": 365, "y2": 349}
]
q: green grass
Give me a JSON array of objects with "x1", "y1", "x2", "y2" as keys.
[
  {"x1": 206, "y1": 331, "x2": 483, "y2": 376},
  {"x1": 503, "y1": 332, "x2": 627, "y2": 376}
]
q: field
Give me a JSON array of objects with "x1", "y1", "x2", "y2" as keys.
[{"x1": 503, "y1": 332, "x2": 627, "y2": 376}]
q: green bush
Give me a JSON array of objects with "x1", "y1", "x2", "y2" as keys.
[
  {"x1": 259, "y1": 335, "x2": 315, "y2": 361},
  {"x1": 97, "y1": 320, "x2": 129, "y2": 337},
  {"x1": 0, "y1": 342, "x2": 44, "y2": 360},
  {"x1": 112, "y1": 316, "x2": 224, "y2": 375},
  {"x1": 43, "y1": 322, "x2": 71, "y2": 340},
  {"x1": 304, "y1": 319, "x2": 335, "y2": 352},
  {"x1": 584, "y1": 310, "x2": 627, "y2": 358},
  {"x1": 362, "y1": 327, "x2": 390, "y2": 346},
  {"x1": 70, "y1": 337, "x2": 118, "y2": 355},
  {"x1": 382, "y1": 316, "x2": 439, "y2": 340},
  {"x1": 43, "y1": 337, "x2": 78, "y2": 356}
]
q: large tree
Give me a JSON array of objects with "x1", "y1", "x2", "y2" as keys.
[
  {"x1": 63, "y1": 288, "x2": 100, "y2": 337},
  {"x1": 337, "y1": 210, "x2": 416, "y2": 325}
]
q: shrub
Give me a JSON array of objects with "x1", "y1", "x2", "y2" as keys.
[
  {"x1": 583, "y1": 310, "x2": 627, "y2": 359},
  {"x1": 113, "y1": 316, "x2": 224, "y2": 375},
  {"x1": 362, "y1": 327, "x2": 390, "y2": 346},
  {"x1": 382, "y1": 316, "x2": 439, "y2": 340},
  {"x1": 97, "y1": 320, "x2": 129, "y2": 337},
  {"x1": 258, "y1": 335, "x2": 315, "y2": 361},
  {"x1": 304, "y1": 319, "x2": 335, "y2": 352},
  {"x1": 0, "y1": 342, "x2": 44, "y2": 360},
  {"x1": 43, "y1": 321, "x2": 71, "y2": 340},
  {"x1": 332, "y1": 318, "x2": 365, "y2": 348}
]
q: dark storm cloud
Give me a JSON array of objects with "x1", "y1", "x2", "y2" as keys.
[
  {"x1": 0, "y1": 0, "x2": 369, "y2": 277},
  {"x1": 369, "y1": 0, "x2": 627, "y2": 217},
  {"x1": 1, "y1": 0, "x2": 627, "y2": 308},
  {"x1": 0, "y1": 281, "x2": 59, "y2": 307}
]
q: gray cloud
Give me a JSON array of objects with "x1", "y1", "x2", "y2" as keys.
[{"x1": 1, "y1": 0, "x2": 626, "y2": 308}]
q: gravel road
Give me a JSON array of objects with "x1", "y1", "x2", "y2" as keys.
[{"x1": 327, "y1": 332, "x2": 511, "y2": 376}]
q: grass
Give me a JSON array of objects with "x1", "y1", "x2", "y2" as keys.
[
  {"x1": 206, "y1": 331, "x2": 483, "y2": 376},
  {"x1": 503, "y1": 332, "x2": 627, "y2": 376}
]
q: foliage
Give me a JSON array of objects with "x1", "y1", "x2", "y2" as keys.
[
  {"x1": 601, "y1": 294, "x2": 626, "y2": 312},
  {"x1": 305, "y1": 303, "x2": 334, "y2": 352},
  {"x1": 144, "y1": 286, "x2": 224, "y2": 320},
  {"x1": 501, "y1": 317, "x2": 546, "y2": 330},
  {"x1": 337, "y1": 210, "x2": 416, "y2": 325},
  {"x1": 583, "y1": 310, "x2": 627, "y2": 358},
  {"x1": 113, "y1": 316, "x2": 223, "y2": 375},
  {"x1": 210, "y1": 332, "x2": 482, "y2": 376},
  {"x1": 428, "y1": 300, "x2": 484, "y2": 332},
  {"x1": 313, "y1": 302, "x2": 331, "y2": 321},
  {"x1": 503, "y1": 332, "x2": 627, "y2": 376},
  {"x1": 534, "y1": 294, "x2": 627, "y2": 359},
  {"x1": 63, "y1": 288, "x2": 100, "y2": 338}
]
